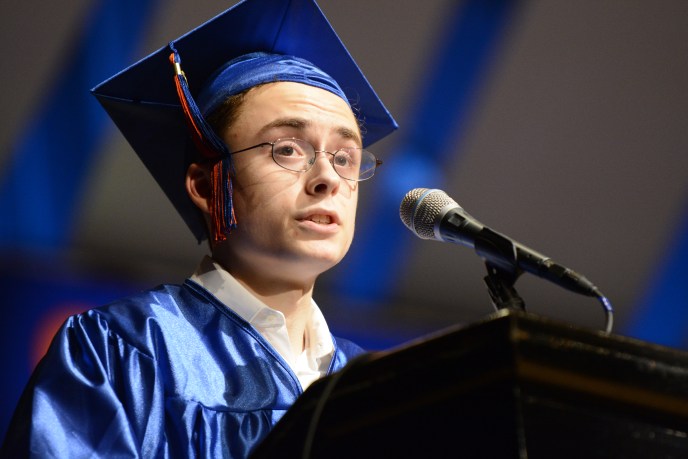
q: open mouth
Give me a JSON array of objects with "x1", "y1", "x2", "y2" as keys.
[{"x1": 308, "y1": 214, "x2": 333, "y2": 224}]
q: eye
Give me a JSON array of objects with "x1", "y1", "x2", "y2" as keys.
[
  {"x1": 274, "y1": 145, "x2": 296, "y2": 157},
  {"x1": 334, "y1": 149, "x2": 360, "y2": 168},
  {"x1": 333, "y1": 154, "x2": 352, "y2": 167},
  {"x1": 273, "y1": 139, "x2": 309, "y2": 159}
]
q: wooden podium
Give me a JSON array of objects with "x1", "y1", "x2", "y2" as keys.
[{"x1": 251, "y1": 310, "x2": 688, "y2": 458}]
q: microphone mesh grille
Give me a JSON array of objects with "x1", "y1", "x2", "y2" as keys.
[
  {"x1": 399, "y1": 188, "x2": 457, "y2": 240},
  {"x1": 399, "y1": 188, "x2": 429, "y2": 228}
]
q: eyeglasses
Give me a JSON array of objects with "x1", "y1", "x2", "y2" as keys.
[{"x1": 229, "y1": 138, "x2": 382, "y2": 181}]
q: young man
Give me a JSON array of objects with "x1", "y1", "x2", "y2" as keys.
[{"x1": 1, "y1": 0, "x2": 397, "y2": 457}]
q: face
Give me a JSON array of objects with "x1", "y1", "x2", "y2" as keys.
[{"x1": 217, "y1": 82, "x2": 361, "y2": 285}]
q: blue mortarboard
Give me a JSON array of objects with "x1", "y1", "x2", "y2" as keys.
[{"x1": 92, "y1": 0, "x2": 398, "y2": 242}]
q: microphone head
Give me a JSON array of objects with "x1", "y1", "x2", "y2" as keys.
[{"x1": 399, "y1": 188, "x2": 458, "y2": 239}]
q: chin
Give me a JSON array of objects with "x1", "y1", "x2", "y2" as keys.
[
  {"x1": 298, "y1": 246, "x2": 349, "y2": 273},
  {"x1": 308, "y1": 251, "x2": 346, "y2": 270}
]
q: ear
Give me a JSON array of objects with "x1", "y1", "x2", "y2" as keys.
[{"x1": 186, "y1": 162, "x2": 212, "y2": 215}]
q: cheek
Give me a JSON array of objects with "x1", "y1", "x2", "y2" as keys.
[
  {"x1": 230, "y1": 163, "x2": 298, "y2": 218},
  {"x1": 231, "y1": 182, "x2": 300, "y2": 241},
  {"x1": 342, "y1": 189, "x2": 359, "y2": 236},
  {"x1": 348, "y1": 184, "x2": 359, "y2": 213},
  {"x1": 347, "y1": 196, "x2": 358, "y2": 223},
  {"x1": 232, "y1": 188, "x2": 280, "y2": 226}
]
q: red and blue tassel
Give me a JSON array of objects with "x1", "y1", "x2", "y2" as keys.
[{"x1": 169, "y1": 44, "x2": 237, "y2": 241}]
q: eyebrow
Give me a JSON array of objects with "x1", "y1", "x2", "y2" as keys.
[{"x1": 257, "y1": 117, "x2": 362, "y2": 145}]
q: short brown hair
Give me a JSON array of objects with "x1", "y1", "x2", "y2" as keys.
[{"x1": 204, "y1": 85, "x2": 260, "y2": 140}]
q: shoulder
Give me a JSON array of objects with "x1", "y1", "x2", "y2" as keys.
[
  {"x1": 69, "y1": 282, "x2": 216, "y2": 358},
  {"x1": 332, "y1": 335, "x2": 366, "y2": 359}
]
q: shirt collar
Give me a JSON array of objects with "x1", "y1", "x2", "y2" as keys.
[
  {"x1": 190, "y1": 255, "x2": 280, "y2": 327},
  {"x1": 189, "y1": 255, "x2": 334, "y2": 360}
]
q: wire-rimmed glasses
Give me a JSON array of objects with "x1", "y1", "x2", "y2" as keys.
[{"x1": 230, "y1": 138, "x2": 382, "y2": 181}]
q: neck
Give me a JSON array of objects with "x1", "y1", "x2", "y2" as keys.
[
  {"x1": 213, "y1": 254, "x2": 317, "y2": 356},
  {"x1": 241, "y1": 274, "x2": 316, "y2": 356}
]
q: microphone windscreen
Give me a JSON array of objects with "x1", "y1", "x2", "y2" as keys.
[{"x1": 399, "y1": 188, "x2": 458, "y2": 239}]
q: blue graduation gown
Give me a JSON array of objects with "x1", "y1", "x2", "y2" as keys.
[{"x1": 2, "y1": 280, "x2": 364, "y2": 458}]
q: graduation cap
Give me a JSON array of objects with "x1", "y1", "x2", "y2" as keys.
[{"x1": 92, "y1": 0, "x2": 398, "y2": 242}]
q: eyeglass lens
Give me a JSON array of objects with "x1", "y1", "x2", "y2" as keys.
[{"x1": 271, "y1": 138, "x2": 377, "y2": 181}]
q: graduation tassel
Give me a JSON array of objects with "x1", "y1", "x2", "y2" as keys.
[
  {"x1": 211, "y1": 156, "x2": 236, "y2": 242},
  {"x1": 169, "y1": 44, "x2": 237, "y2": 241}
]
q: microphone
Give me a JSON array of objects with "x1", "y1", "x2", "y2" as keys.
[{"x1": 399, "y1": 188, "x2": 601, "y2": 297}]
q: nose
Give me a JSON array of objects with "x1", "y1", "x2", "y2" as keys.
[{"x1": 305, "y1": 151, "x2": 341, "y2": 195}]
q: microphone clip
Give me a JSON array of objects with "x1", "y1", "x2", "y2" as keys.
[
  {"x1": 475, "y1": 227, "x2": 527, "y2": 311},
  {"x1": 483, "y1": 262, "x2": 526, "y2": 312}
]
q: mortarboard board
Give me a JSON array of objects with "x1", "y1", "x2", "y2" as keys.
[{"x1": 92, "y1": 0, "x2": 398, "y2": 242}]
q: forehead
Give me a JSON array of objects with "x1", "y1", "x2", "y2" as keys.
[{"x1": 234, "y1": 82, "x2": 361, "y2": 141}]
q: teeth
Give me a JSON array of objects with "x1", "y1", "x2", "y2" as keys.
[{"x1": 309, "y1": 215, "x2": 332, "y2": 224}]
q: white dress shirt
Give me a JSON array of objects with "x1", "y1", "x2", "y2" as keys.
[{"x1": 190, "y1": 256, "x2": 335, "y2": 390}]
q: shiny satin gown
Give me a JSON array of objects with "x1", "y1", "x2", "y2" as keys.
[{"x1": 2, "y1": 280, "x2": 364, "y2": 458}]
